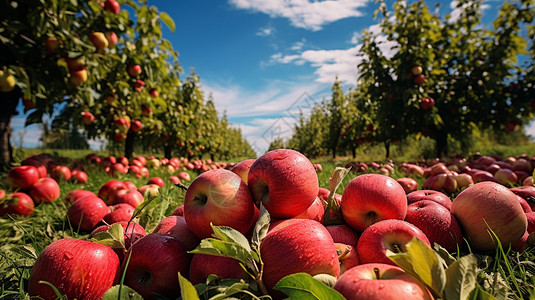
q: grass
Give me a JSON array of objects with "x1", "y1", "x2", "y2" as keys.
[{"x1": 0, "y1": 145, "x2": 534, "y2": 299}]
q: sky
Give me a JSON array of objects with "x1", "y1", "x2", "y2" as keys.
[{"x1": 11, "y1": 0, "x2": 535, "y2": 154}]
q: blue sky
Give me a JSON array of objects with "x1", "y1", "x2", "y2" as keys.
[{"x1": 11, "y1": 0, "x2": 535, "y2": 154}]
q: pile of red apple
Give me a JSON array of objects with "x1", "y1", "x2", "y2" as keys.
[
  {"x1": 25, "y1": 149, "x2": 534, "y2": 299},
  {"x1": 0, "y1": 154, "x2": 88, "y2": 217}
]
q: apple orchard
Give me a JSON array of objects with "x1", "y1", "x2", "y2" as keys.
[{"x1": 1, "y1": 0, "x2": 535, "y2": 300}]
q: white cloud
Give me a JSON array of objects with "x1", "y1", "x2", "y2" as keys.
[
  {"x1": 449, "y1": 0, "x2": 491, "y2": 23},
  {"x1": 229, "y1": 0, "x2": 370, "y2": 31},
  {"x1": 256, "y1": 25, "x2": 276, "y2": 36}
]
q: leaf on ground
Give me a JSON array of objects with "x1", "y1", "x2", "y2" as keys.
[
  {"x1": 103, "y1": 285, "x2": 143, "y2": 300},
  {"x1": 443, "y1": 254, "x2": 478, "y2": 300},
  {"x1": 274, "y1": 273, "x2": 345, "y2": 300},
  {"x1": 178, "y1": 272, "x2": 200, "y2": 300}
]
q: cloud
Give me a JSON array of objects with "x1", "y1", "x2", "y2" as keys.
[
  {"x1": 449, "y1": 0, "x2": 491, "y2": 23},
  {"x1": 256, "y1": 25, "x2": 276, "y2": 36},
  {"x1": 229, "y1": 0, "x2": 370, "y2": 31}
]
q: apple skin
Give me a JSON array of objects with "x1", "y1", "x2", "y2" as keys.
[
  {"x1": 419, "y1": 97, "x2": 435, "y2": 110},
  {"x1": 45, "y1": 37, "x2": 60, "y2": 53},
  {"x1": 67, "y1": 196, "x2": 109, "y2": 231},
  {"x1": 247, "y1": 149, "x2": 319, "y2": 219},
  {"x1": 526, "y1": 212, "x2": 535, "y2": 234},
  {"x1": 260, "y1": 219, "x2": 340, "y2": 295},
  {"x1": 147, "y1": 176, "x2": 165, "y2": 187},
  {"x1": 287, "y1": 196, "x2": 324, "y2": 222},
  {"x1": 189, "y1": 254, "x2": 249, "y2": 285},
  {"x1": 325, "y1": 224, "x2": 360, "y2": 247},
  {"x1": 104, "y1": 0, "x2": 120, "y2": 14},
  {"x1": 98, "y1": 180, "x2": 127, "y2": 205},
  {"x1": 50, "y1": 165, "x2": 72, "y2": 182},
  {"x1": 335, "y1": 243, "x2": 360, "y2": 275},
  {"x1": 178, "y1": 171, "x2": 191, "y2": 181},
  {"x1": 184, "y1": 169, "x2": 255, "y2": 238},
  {"x1": 113, "y1": 188, "x2": 144, "y2": 208},
  {"x1": 397, "y1": 177, "x2": 418, "y2": 194},
  {"x1": 71, "y1": 170, "x2": 88, "y2": 183},
  {"x1": 7, "y1": 165, "x2": 40, "y2": 190},
  {"x1": 356, "y1": 219, "x2": 430, "y2": 265},
  {"x1": 171, "y1": 204, "x2": 184, "y2": 216},
  {"x1": 81, "y1": 112, "x2": 95, "y2": 125},
  {"x1": 451, "y1": 182, "x2": 527, "y2": 252},
  {"x1": 138, "y1": 184, "x2": 160, "y2": 197},
  {"x1": 516, "y1": 195, "x2": 532, "y2": 213},
  {"x1": 169, "y1": 176, "x2": 181, "y2": 185},
  {"x1": 21, "y1": 158, "x2": 48, "y2": 178},
  {"x1": 152, "y1": 215, "x2": 200, "y2": 250},
  {"x1": 69, "y1": 68, "x2": 88, "y2": 85},
  {"x1": 509, "y1": 186, "x2": 535, "y2": 211},
  {"x1": 405, "y1": 200, "x2": 463, "y2": 252},
  {"x1": 131, "y1": 120, "x2": 143, "y2": 132},
  {"x1": 122, "y1": 234, "x2": 190, "y2": 300},
  {"x1": 29, "y1": 177, "x2": 61, "y2": 204},
  {"x1": 0, "y1": 192, "x2": 34, "y2": 216},
  {"x1": 411, "y1": 64, "x2": 423, "y2": 76},
  {"x1": 127, "y1": 64, "x2": 142, "y2": 77},
  {"x1": 230, "y1": 158, "x2": 255, "y2": 183},
  {"x1": 104, "y1": 203, "x2": 135, "y2": 224},
  {"x1": 407, "y1": 190, "x2": 452, "y2": 210},
  {"x1": 89, "y1": 32, "x2": 108, "y2": 51},
  {"x1": 494, "y1": 168, "x2": 518, "y2": 187},
  {"x1": 341, "y1": 174, "x2": 408, "y2": 232},
  {"x1": 414, "y1": 74, "x2": 425, "y2": 85},
  {"x1": 333, "y1": 263, "x2": 433, "y2": 300},
  {"x1": 455, "y1": 173, "x2": 474, "y2": 190},
  {"x1": 64, "y1": 189, "x2": 95, "y2": 204},
  {"x1": 105, "y1": 31, "x2": 118, "y2": 48},
  {"x1": 28, "y1": 238, "x2": 120, "y2": 300}
]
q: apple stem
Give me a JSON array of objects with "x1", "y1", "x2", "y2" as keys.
[
  {"x1": 337, "y1": 246, "x2": 350, "y2": 260},
  {"x1": 175, "y1": 183, "x2": 188, "y2": 191},
  {"x1": 373, "y1": 267, "x2": 380, "y2": 279}
]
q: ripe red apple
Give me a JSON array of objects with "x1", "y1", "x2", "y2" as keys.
[
  {"x1": 105, "y1": 31, "x2": 118, "y2": 48},
  {"x1": 122, "y1": 234, "x2": 190, "y2": 299},
  {"x1": 69, "y1": 68, "x2": 88, "y2": 85},
  {"x1": 28, "y1": 239, "x2": 119, "y2": 300},
  {"x1": 131, "y1": 120, "x2": 143, "y2": 132},
  {"x1": 149, "y1": 88, "x2": 159, "y2": 98},
  {"x1": 91, "y1": 221, "x2": 146, "y2": 249},
  {"x1": 104, "y1": 203, "x2": 135, "y2": 224},
  {"x1": 7, "y1": 165, "x2": 40, "y2": 189},
  {"x1": 414, "y1": 74, "x2": 425, "y2": 85},
  {"x1": 171, "y1": 204, "x2": 184, "y2": 216},
  {"x1": 184, "y1": 169, "x2": 255, "y2": 238},
  {"x1": 64, "y1": 189, "x2": 95, "y2": 204},
  {"x1": 341, "y1": 174, "x2": 408, "y2": 232},
  {"x1": 71, "y1": 170, "x2": 88, "y2": 183},
  {"x1": 169, "y1": 175, "x2": 181, "y2": 185},
  {"x1": 451, "y1": 182, "x2": 527, "y2": 252},
  {"x1": 152, "y1": 215, "x2": 200, "y2": 250},
  {"x1": 422, "y1": 173, "x2": 458, "y2": 194},
  {"x1": 147, "y1": 176, "x2": 165, "y2": 187},
  {"x1": 406, "y1": 190, "x2": 452, "y2": 210},
  {"x1": 104, "y1": 0, "x2": 120, "y2": 14},
  {"x1": 81, "y1": 111, "x2": 95, "y2": 125},
  {"x1": 114, "y1": 116, "x2": 131, "y2": 133},
  {"x1": 113, "y1": 132, "x2": 126, "y2": 142},
  {"x1": 134, "y1": 79, "x2": 145, "y2": 92},
  {"x1": 98, "y1": 180, "x2": 127, "y2": 205},
  {"x1": 289, "y1": 196, "x2": 325, "y2": 222},
  {"x1": 45, "y1": 37, "x2": 60, "y2": 53},
  {"x1": 141, "y1": 104, "x2": 152, "y2": 116},
  {"x1": 333, "y1": 263, "x2": 433, "y2": 300},
  {"x1": 248, "y1": 149, "x2": 319, "y2": 219},
  {"x1": 189, "y1": 254, "x2": 248, "y2": 285},
  {"x1": 397, "y1": 177, "x2": 418, "y2": 194},
  {"x1": 21, "y1": 158, "x2": 47, "y2": 178},
  {"x1": 127, "y1": 64, "x2": 142, "y2": 77},
  {"x1": 178, "y1": 171, "x2": 191, "y2": 181},
  {"x1": 510, "y1": 186, "x2": 535, "y2": 211},
  {"x1": 67, "y1": 196, "x2": 108, "y2": 231},
  {"x1": 326, "y1": 224, "x2": 360, "y2": 247},
  {"x1": 29, "y1": 177, "x2": 60, "y2": 204},
  {"x1": 260, "y1": 219, "x2": 340, "y2": 294},
  {"x1": 419, "y1": 97, "x2": 435, "y2": 110},
  {"x1": 0, "y1": 192, "x2": 34, "y2": 216},
  {"x1": 89, "y1": 32, "x2": 108, "y2": 51},
  {"x1": 405, "y1": 200, "x2": 463, "y2": 252},
  {"x1": 50, "y1": 165, "x2": 72, "y2": 181},
  {"x1": 357, "y1": 219, "x2": 430, "y2": 265},
  {"x1": 113, "y1": 188, "x2": 144, "y2": 208},
  {"x1": 494, "y1": 168, "x2": 518, "y2": 187},
  {"x1": 230, "y1": 158, "x2": 255, "y2": 183},
  {"x1": 335, "y1": 243, "x2": 360, "y2": 275}
]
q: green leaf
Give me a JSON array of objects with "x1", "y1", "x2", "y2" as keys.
[
  {"x1": 323, "y1": 167, "x2": 351, "y2": 225},
  {"x1": 159, "y1": 12, "x2": 176, "y2": 32},
  {"x1": 472, "y1": 286, "x2": 499, "y2": 300},
  {"x1": 189, "y1": 238, "x2": 252, "y2": 265},
  {"x1": 443, "y1": 254, "x2": 478, "y2": 300},
  {"x1": 386, "y1": 237, "x2": 447, "y2": 298},
  {"x1": 211, "y1": 224, "x2": 252, "y2": 253},
  {"x1": 178, "y1": 272, "x2": 200, "y2": 300},
  {"x1": 208, "y1": 281, "x2": 251, "y2": 300},
  {"x1": 251, "y1": 205, "x2": 270, "y2": 251},
  {"x1": 102, "y1": 285, "x2": 143, "y2": 300},
  {"x1": 91, "y1": 223, "x2": 125, "y2": 250},
  {"x1": 274, "y1": 273, "x2": 345, "y2": 300}
]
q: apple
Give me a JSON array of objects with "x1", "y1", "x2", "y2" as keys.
[
  {"x1": 289, "y1": 196, "x2": 325, "y2": 222},
  {"x1": 471, "y1": 170, "x2": 498, "y2": 183},
  {"x1": 81, "y1": 111, "x2": 95, "y2": 125},
  {"x1": 104, "y1": 0, "x2": 120, "y2": 14},
  {"x1": 333, "y1": 263, "x2": 433, "y2": 300},
  {"x1": 98, "y1": 180, "x2": 127, "y2": 205},
  {"x1": 406, "y1": 190, "x2": 452, "y2": 210},
  {"x1": 21, "y1": 158, "x2": 47, "y2": 178},
  {"x1": 50, "y1": 165, "x2": 71, "y2": 182},
  {"x1": 29, "y1": 177, "x2": 60, "y2": 204},
  {"x1": 419, "y1": 97, "x2": 435, "y2": 110},
  {"x1": 230, "y1": 158, "x2": 255, "y2": 183},
  {"x1": 149, "y1": 88, "x2": 159, "y2": 98},
  {"x1": 0, "y1": 192, "x2": 34, "y2": 216},
  {"x1": 516, "y1": 195, "x2": 532, "y2": 213},
  {"x1": 141, "y1": 104, "x2": 152, "y2": 116},
  {"x1": 356, "y1": 219, "x2": 430, "y2": 265},
  {"x1": 67, "y1": 196, "x2": 108, "y2": 231},
  {"x1": 64, "y1": 189, "x2": 95, "y2": 204},
  {"x1": 91, "y1": 221, "x2": 146, "y2": 249},
  {"x1": 184, "y1": 169, "x2": 255, "y2": 238},
  {"x1": 326, "y1": 224, "x2": 360, "y2": 247},
  {"x1": 411, "y1": 64, "x2": 423, "y2": 76},
  {"x1": 248, "y1": 149, "x2": 319, "y2": 219},
  {"x1": 113, "y1": 188, "x2": 144, "y2": 208},
  {"x1": 131, "y1": 120, "x2": 143, "y2": 132},
  {"x1": 169, "y1": 175, "x2": 181, "y2": 185},
  {"x1": 69, "y1": 68, "x2": 88, "y2": 85},
  {"x1": 123, "y1": 181, "x2": 137, "y2": 190},
  {"x1": 454, "y1": 173, "x2": 474, "y2": 189},
  {"x1": 6, "y1": 165, "x2": 40, "y2": 189},
  {"x1": 89, "y1": 32, "x2": 108, "y2": 51},
  {"x1": 526, "y1": 212, "x2": 535, "y2": 234},
  {"x1": 189, "y1": 254, "x2": 248, "y2": 285},
  {"x1": 494, "y1": 168, "x2": 518, "y2": 187},
  {"x1": 178, "y1": 171, "x2": 191, "y2": 181},
  {"x1": 127, "y1": 64, "x2": 142, "y2": 77},
  {"x1": 0, "y1": 70, "x2": 16, "y2": 92},
  {"x1": 71, "y1": 170, "x2": 88, "y2": 183},
  {"x1": 397, "y1": 177, "x2": 418, "y2": 194},
  {"x1": 335, "y1": 243, "x2": 360, "y2": 275},
  {"x1": 451, "y1": 182, "x2": 527, "y2": 252},
  {"x1": 152, "y1": 215, "x2": 200, "y2": 250},
  {"x1": 414, "y1": 74, "x2": 425, "y2": 85},
  {"x1": 138, "y1": 184, "x2": 160, "y2": 197},
  {"x1": 260, "y1": 219, "x2": 340, "y2": 295},
  {"x1": 405, "y1": 200, "x2": 463, "y2": 252},
  {"x1": 422, "y1": 173, "x2": 458, "y2": 194},
  {"x1": 341, "y1": 174, "x2": 407, "y2": 232},
  {"x1": 105, "y1": 31, "x2": 118, "y2": 48},
  {"x1": 522, "y1": 176, "x2": 533, "y2": 186},
  {"x1": 28, "y1": 239, "x2": 119, "y2": 300},
  {"x1": 147, "y1": 176, "x2": 165, "y2": 187},
  {"x1": 134, "y1": 79, "x2": 145, "y2": 92},
  {"x1": 104, "y1": 203, "x2": 135, "y2": 224},
  {"x1": 122, "y1": 234, "x2": 190, "y2": 300},
  {"x1": 512, "y1": 159, "x2": 532, "y2": 173},
  {"x1": 45, "y1": 37, "x2": 60, "y2": 53}
]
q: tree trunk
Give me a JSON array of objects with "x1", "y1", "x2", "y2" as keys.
[
  {"x1": 0, "y1": 89, "x2": 21, "y2": 170},
  {"x1": 124, "y1": 131, "x2": 135, "y2": 159},
  {"x1": 352, "y1": 147, "x2": 356, "y2": 159},
  {"x1": 164, "y1": 144, "x2": 172, "y2": 159},
  {"x1": 435, "y1": 129, "x2": 448, "y2": 159},
  {"x1": 384, "y1": 141, "x2": 390, "y2": 159}
]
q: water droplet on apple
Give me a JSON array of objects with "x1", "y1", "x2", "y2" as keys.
[{"x1": 379, "y1": 284, "x2": 385, "y2": 290}]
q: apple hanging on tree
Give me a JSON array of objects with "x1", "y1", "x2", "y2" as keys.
[
  {"x1": 89, "y1": 32, "x2": 108, "y2": 52},
  {"x1": 420, "y1": 97, "x2": 435, "y2": 110},
  {"x1": 127, "y1": 64, "x2": 142, "y2": 77},
  {"x1": 81, "y1": 112, "x2": 95, "y2": 125}
]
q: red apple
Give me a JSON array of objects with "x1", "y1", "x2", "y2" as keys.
[
  {"x1": 122, "y1": 234, "x2": 190, "y2": 299},
  {"x1": 169, "y1": 176, "x2": 181, "y2": 185},
  {"x1": 333, "y1": 263, "x2": 433, "y2": 300},
  {"x1": 189, "y1": 254, "x2": 248, "y2": 285},
  {"x1": 149, "y1": 88, "x2": 159, "y2": 98},
  {"x1": 172, "y1": 204, "x2": 184, "y2": 216},
  {"x1": 104, "y1": 203, "x2": 134, "y2": 224},
  {"x1": 7, "y1": 165, "x2": 40, "y2": 189},
  {"x1": 45, "y1": 37, "x2": 60, "y2": 53},
  {"x1": 134, "y1": 79, "x2": 145, "y2": 92},
  {"x1": 356, "y1": 219, "x2": 430, "y2": 265},
  {"x1": 0, "y1": 192, "x2": 34, "y2": 216},
  {"x1": 451, "y1": 182, "x2": 527, "y2": 251},
  {"x1": 419, "y1": 97, "x2": 435, "y2": 110},
  {"x1": 127, "y1": 64, "x2": 142, "y2": 77},
  {"x1": 248, "y1": 149, "x2": 319, "y2": 219},
  {"x1": 29, "y1": 177, "x2": 60, "y2": 204},
  {"x1": 28, "y1": 239, "x2": 119, "y2": 300},
  {"x1": 69, "y1": 68, "x2": 88, "y2": 85},
  {"x1": 81, "y1": 111, "x2": 95, "y2": 125},
  {"x1": 104, "y1": 0, "x2": 120, "y2": 14},
  {"x1": 178, "y1": 171, "x2": 191, "y2": 181},
  {"x1": 50, "y1": 165, "x2": 71, "y2": 182},
  {"x1": 89, "y1": 32, "x2": 108, "y2": 51},
  {"x1": 414, "y1": 74, "x2": 425, "y2": 85},
  {"x1": 138, "y1": 184, "x2": 160, "y2": 197},
  {"x1": 454, "y1": 173, "x2": 474, "y2": 190},
  {"x1": 123, "y1": 181, "x2": 137, "y2": 190},
  {"x1": 147, "y1": 176, "x2": 165, "y2": 187},
  {"x1": 113, "y1": 188, "x2": 144, "y2": 208},
  {"x1": 131, "y1": 120, "x2": 143, "y2": 132},
  {"x1": 397, "y1": 177, "x2": 418, "y2": 194},
  {"x1": 230, "y1": 158, "x2": 255, "y2": 183},
  {"x1": 494, "y1": 168, "x2": 518, "y2": 187},
  {"x1": 288, "y1": 196, "x2": 324, "y2": 222},
  {"x1": 326, "y1": 224, "x2": 360, "y2": 247},
  {"x1": 105, "y1": 31, "x2": 118, "y2": 48},
  {"x1": 71, "y1": 170, "x2": 88, "y2": 183},
  {"x1": 405, "y1": 200, "x2": 463, "y2": 252},
  {"x1": 184, "y1": 169, "x2": 255, "y2": 238},
  {"x1": 526, "y1": 212, "x2": 535, "y2": 234},
  {"x1": 406, "y1": 190, "x2": 452, "y2": 210},
  {"x1": 64, "y1": 189, "x2": 95, "y2": 204},
  {"x1": 98, "y1": 180, "x2": 127, "y2": 205},
  {"x1": 141, "y1": 104, "x2": 152, "y2": 116},
  {"x1": 335, "y1": 243, "x2": 360, "y2": 275},
  {"x1": 422, "y1": 173, "x2": 458, "y2": 194},
  {"x1": 67, "y1": 196, "x2": 108, "y2": 231},
  {"x1": 21, "y1": 158, "x2": 47, "y2": 178},
  {"x1": 260, "y1": 219, "x2": 340, "y2": 294},
  {"x1": 152, "y1": 215, "x2": 200, "y2": 250},
  {"x1": 91, "y1": 221, "x2": 146, "y2": 249},
  {"x1": 341, "y1": 174, "x2": 407, "y2": 232}
]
